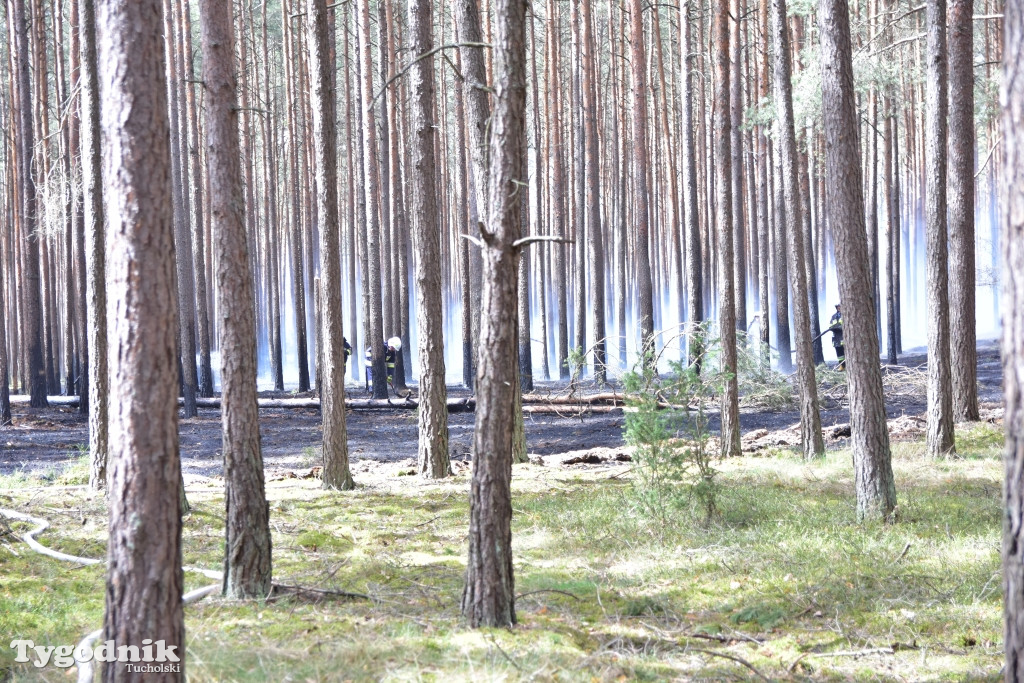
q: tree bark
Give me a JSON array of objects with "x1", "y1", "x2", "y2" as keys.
[
  {"x1": 819, "y1": 0, "x2": 897, "y2": 520},
  {"x1": 306, "y1": 0, "x2": 354, "y2": 490},
  {"x1": 681, "y1": 0, "x2": 703, "y2": 372},
  {"x1": 948, "y1": 0, "x2": 979, "y2": 421},
  {"x1": 408, "y1": 0, "x2": 451, "y2": 479},
  {"x1": 462, "y1": 0, "x2": 527, "y2": 628},
  {"x1": 925, "y1": 0, "x2": 956, "y2": 456},
  {"x1": 629, "y1": 0, "x2": 655, "y2": 358},
  {"x1": 163, "y1": 0, "x2": 198, "y2": 419},
  {"x1": 200, "y1": 0, "x2": 274, "y2": 598},
  {"x1": 772, "y1": 0, "x2": 824, "y2": 459},
  {"x1": 1000, "y1": 0, "x2": 1024, "y2": 672},
  {"x1": 80, "y1": 0, "x2": 109, "y2": 489},
  {"x1": 12, "y1": 0, "x2": 47, "y2": 409},
  {"x1": 96, "y1": 0, "x2": 185, "y2": 676},
  {"x1": 714, "y1": 0, "x2": 741, "y2": 456},
  {"x1": 581, "y1": 0, "x2": 606, "y2": 383},
  {"x1": 356, "y1": 0, "x2": 388, "y2": 399}
]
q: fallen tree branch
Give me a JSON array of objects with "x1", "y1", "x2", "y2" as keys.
[
  {"x1": 516, "y1": 588, "x2": 582, "y2": 601},
  {"x1": 271, "y1": 582, "x2": 371, "y2": 601},
  {"x1": 686, "y1": 647, "x2": 771, "y2": 681}
]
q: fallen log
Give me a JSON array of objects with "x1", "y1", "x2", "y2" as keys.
[{"x1": 9, "y1": 394, "x2": 624, "y2": 415}]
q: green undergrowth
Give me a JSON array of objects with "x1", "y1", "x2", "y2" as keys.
[{"x1": 0, "y1": 429, "x2": 1003, "y2": 681}]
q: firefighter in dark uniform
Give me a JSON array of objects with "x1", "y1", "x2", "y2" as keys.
[
  {"x1": 828, "y1": 303, "x2": 845, "y2": 370},
  {"x1": 385, "y1": 337, "x2": 401, "y2": 385},
  {"x1": 365, "y1": 337, "x2": 402, "y2": 393}
]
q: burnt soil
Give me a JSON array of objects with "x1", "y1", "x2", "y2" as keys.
[{"x1": 0, "y1": 340, "x2": 1003, "y2": 478}]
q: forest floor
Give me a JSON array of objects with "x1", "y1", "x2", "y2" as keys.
[
  {"x1": 0, "y1": 339, "x2": 1007, "y2": 680},
  {"x1": 0, "y1": 339, "x2": 1005, "y2": 480}
]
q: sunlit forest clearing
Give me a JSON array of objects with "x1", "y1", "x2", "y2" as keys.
[{"x1": 1, "y1": 421, "x2": 1006, "y2": 680}]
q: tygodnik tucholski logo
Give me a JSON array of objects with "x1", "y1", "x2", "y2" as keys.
[{"x1": 10, "y1": 638, "x2": 181, "y2": 672}]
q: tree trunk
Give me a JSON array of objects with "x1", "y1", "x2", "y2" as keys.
[
  {"x1": 357, "y1": 0, "x2": 388, "y2": 399},
  {"x1": 199, "y1": 0, "x2": 274, "y2": 598},
  {"x1": 819, "y1": 0, "x2": 897, "y2": 520},
  {"x1": 681, "y1": 0, "x2": 703, "y2": 371},
  {"x1": 925, "y1": 0, "x2": 956, "y2": 456},
  {"x1": 629, "y1": 0, "x2": 655, "y2": 358},
  {"x1": 408, "y1": 0, "x2": 451, "y2": 479},
  {"x1": 730, "y1": 0, "x2": 746, "y2": 332},
  {"x1": 714, "y1": 0, "x2": 741, "y2": 456},
  {"x1": 12, "y1": 0, "x2": 47, "y2": 409},
  {"x1": 305, "y1": 0, "x2": 355, "y2": 489},
  {"x1": 581, "y1": 0, "x2": 606, "y2": 383},
  {"x1": 462, "y1": 0, "x2": 526, "y2": 628},
  {"x1": 181, "y1": 0, "x2": 214, "y2": 399},
  {"x1": 283, "y1": 0, "x2": 310, "y2": 393},
  {"x1": 948, "y1": 0, "x2": 978, "y2": 421},
  {"x1": 772, "y1": 0, "x2": 824, "y2": 459},
  {"x1": 80, "y1": 0, "x2": 109, "y2": 489},
  {"x1": 96, "y1": 0, "x2": 185, "y2": 676},
  {"x1": 164, "y1": 0, "x2": 198, "y2": 419},
  {"x1": 1000, "y1": 0, "x2": 1024, "y2": 672}
]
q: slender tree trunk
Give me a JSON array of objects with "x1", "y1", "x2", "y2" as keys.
[
  {"x1": 0, "y1": 251, "x2": 9, "y2": 424},
  {"x1": 544, "y1": 0, "x2": 569, "y2": 378},
  {"x1": 819, "y1": 0, "x2": 897, "y2": 520},
  {"x1": 462, "y1": 0, "x2": 526, "y2": 628},
  {"x1": 714, "y1": 0, "x2": 741, "y2": 456},
  {"x1": 182, "y1": 0, "x2": 214, "y2": 399},
  {"x1": 772, "y1": 0, "x2": 824, "y2": 459},
  {"x1": 629, "y1": 0, "x2": 655, "y2": 358},
  {"x1": 681, "y1": 0, "x2": 703, "y2": 371},
  {"x1": 12, "y1": 0, "x2": 47, "y2": 408},
  {"x1": 80, "y1": 0, "x2": 108, "y2": 488},
  {"x1": 164, "y1": 0, "x2": 198, "y2": 419},
  {"x1": 1001, "y1": 0, "x2": 1024, "y2": 672},
  {"x1": 581, "y1": 0, "x2": 606, "y2": 382},
  {"x1": 284, "y1": 0, "x2": 310, "y2": 392},
  {"x1": 409, "y1": 0, "x2": 451, "y2": 478},
  {"x1": 357, "y1": 0, "x2": 387, "y2": 399},
  {"x1": 925, "y1": 0, "x2": 956, "y2": 455},
  {"x1": 948, "y1": 0, "x2": 978, "y2": 421},
  {"x1": 730, "y1": 0, "x2": 746, "y2": 332},
  {"x1": 96, "y1": 0, "x2": 185, "y2": 676}
]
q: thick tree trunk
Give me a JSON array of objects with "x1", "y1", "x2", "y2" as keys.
[
  {"x1": 819, "y1": 0, "x2": 897, "y2": 520},
  {"x1": 462, "y1": 0, "x2": 526, "y2": 628},
  {"x1": 772, "y1": 0, "x2": 824, "y2": 459},
  {"x1": 714, "y1": 0, "x2": 741, "y2": 456},
  {"x1": 925, "y1": 0, "x2": 956, "y2": 456},
  {"x1": 96, "y1": 0, "x2": 185, "y2": 677},
  {"x1": 948, "y1": 0, "x2": 978, "y2": 422},
  {"x1": 80, "y1": 0, "x2": 108, "y2": 489},
  {"x1": 1001, "y1": 0, "x2": 1024, "y2": 673},
  {"x1": 408, "y1": 0, "x2": 451, "y2": 479},
  {"x1": 307, "y1": 0, "x2": 354, "y2": 490},
  {"x1": 200, "y1": 0, "x2": 274, "y2": 598}
]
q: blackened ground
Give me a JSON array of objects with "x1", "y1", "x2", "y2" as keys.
[{"x1": 0, "y1": 339, "x2": 1003, "y2": 477}]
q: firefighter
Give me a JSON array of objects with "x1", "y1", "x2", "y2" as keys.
[
  {"x1": 828, "y1": 303, "x2": 845, "y2": 370},
  {"x1": 343, "y1": 337, "x2": 352, "y2": 369},
  {"x1": 385, "y1": 337, "x2": 401, "y2": 385},
  {"x1": 365, "y1": 337, "x2": 403, "y2": 394}
]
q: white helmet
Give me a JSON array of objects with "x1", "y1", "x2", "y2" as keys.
[{"x1": 388, "y1": 337, "x2": 402, "y2": 351}]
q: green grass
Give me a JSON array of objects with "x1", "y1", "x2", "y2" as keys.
[{"x1": 0, "y1": 427, "x2": 1004, "y2": 681}]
